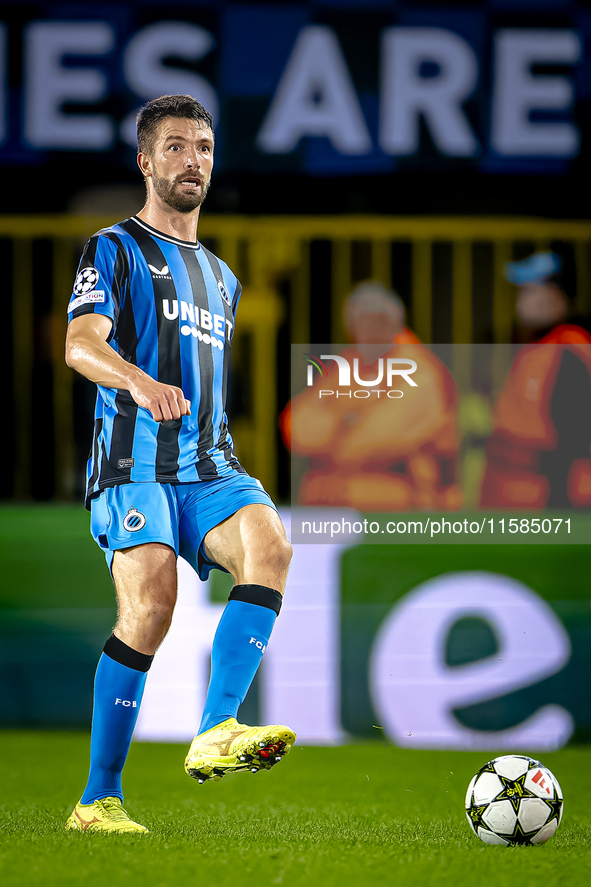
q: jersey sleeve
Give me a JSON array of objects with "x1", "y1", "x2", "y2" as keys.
[
  {"x1": 232, "y1": 279, "x2": 242, "y2": 319},
  {"x1": 67, "y1": 233, "x2": 126, "y2": 326}
]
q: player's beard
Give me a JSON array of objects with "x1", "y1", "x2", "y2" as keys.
[{"x1": 152, "y1": 171, "x2": 210, "y2": 213}]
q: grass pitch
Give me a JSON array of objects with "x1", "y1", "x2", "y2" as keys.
[{"x1": 0, "y1": 732, "x2": 589, "y2": 887}]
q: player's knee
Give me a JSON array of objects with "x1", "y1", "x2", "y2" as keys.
[
  {"x1": 266, "y1": 532, "x2": 292, "y2": 574},
  {"x1": 140, "y1": 598, "x2": 175, "y2": 633},
  {"x1": 281, "y1": 536, "x2": 293, "y2": 569}
]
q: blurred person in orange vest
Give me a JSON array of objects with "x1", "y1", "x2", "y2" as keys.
[
  {"x1": 481, "y1": 252, "x2": 591, "y2": 508},
  {"x1": 283, "y1": 281, "x2": 462, "y2": 511}
]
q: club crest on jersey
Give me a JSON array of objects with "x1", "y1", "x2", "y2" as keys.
[
  {"x1": 148, "y1": 263, "x2": 172, "y2": 279},
  {"x1": 217, "y1": 279, "x2": 231, "y2": 306},
  {"x1": 74, "y1": 266, "x2": 100, "y2": 295},
  {"x1": 123, "y1": 508, "x2": 146, "y2": 532}
]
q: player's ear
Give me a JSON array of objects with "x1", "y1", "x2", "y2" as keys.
[{"x1": 137, "y1": 152, "x2": 152, "y2": 178}]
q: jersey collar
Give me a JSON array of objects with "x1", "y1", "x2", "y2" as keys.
[{"x1": 129, "y1": 216, "x2": 201, "y2": 249}]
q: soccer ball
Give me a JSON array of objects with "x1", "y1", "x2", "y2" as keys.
[{"x1": 465, "y1": 755, "x2": 563, "y2": 846}]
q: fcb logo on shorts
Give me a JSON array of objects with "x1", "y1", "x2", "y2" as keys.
[
  {"x1": 217, "y1": 279, "x2": 231, "y2": 306},
  {"x1": 123, "y1": 508, "x2": 146, "y2": 532}
]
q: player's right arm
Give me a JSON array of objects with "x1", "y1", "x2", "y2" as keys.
[{"x1": 66, "y1": 313, "x2": 191, "y2": 423}]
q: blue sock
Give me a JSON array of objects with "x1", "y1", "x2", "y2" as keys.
[
  {"x1": 198, "y1": 584, "x2": 282, "y2": 734},
  {"x1": 81, "y1": 635, "x2": 153, "y2": 805}
]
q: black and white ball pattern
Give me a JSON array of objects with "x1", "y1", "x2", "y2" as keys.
[
  {"x1": 74, "y1": 266, "x2": 100, "y2": 296},
  {"x1": 465, "y1": 755, "x2": 563, "y2": 846}
]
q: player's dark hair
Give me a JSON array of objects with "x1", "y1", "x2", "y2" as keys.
[{"x1": 136, "y1": 95, "x2": 213, "y2": 155}]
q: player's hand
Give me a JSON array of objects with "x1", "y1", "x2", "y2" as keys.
[{"x1": 130, "y1": 377, "x2": 191, "y2": 423}]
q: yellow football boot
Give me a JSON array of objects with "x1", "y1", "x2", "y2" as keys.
[
  {"x1": 65, "y1": 797, "x2": 148, "y2": 834},
  {"x1": 184, "y1": 717, "x2": 296, "y2": 783}
]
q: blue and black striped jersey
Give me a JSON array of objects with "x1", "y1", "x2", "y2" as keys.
[{"x1": 67, "y1": 216, "x2": 245, "y2": 507}]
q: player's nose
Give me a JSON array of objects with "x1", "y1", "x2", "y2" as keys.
[{"x1": 184, "y1": 151, "x2": 199, "y2": 169}]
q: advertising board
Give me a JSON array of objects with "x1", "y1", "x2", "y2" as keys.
[{"x1": 1, "y1": 1, "x2": 590, "y2": 177}]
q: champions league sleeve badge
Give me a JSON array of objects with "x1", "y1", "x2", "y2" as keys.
[{"x1": 74, "y1": 266, "x2": 100, "y2": 295}]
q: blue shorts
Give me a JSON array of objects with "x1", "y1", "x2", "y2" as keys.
[{"x1": 90, "y1": 475, "x2": 276, "y2": 581}]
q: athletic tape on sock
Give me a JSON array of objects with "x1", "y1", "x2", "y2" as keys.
[
  {"x1": 103, "y1": 634, "x2": 154, "y2": 673},
  {"x1": 229, "y1": 584, "x2": 282, "y2": 615}
]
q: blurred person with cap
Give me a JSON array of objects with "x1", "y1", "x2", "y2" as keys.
[
  {"x1": 481, "y1": 251, "x2": 591, "y2": 508},
  {"x1": 283, "y1": 281, "x2": 461, "y2": 512},
  {"x1": 506, "y1": 251, "x2": 591, "y2": 345}
]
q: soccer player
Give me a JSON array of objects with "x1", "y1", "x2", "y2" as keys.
[{"x1": 64, "y1": 95, "x2": 295, "y2": 834}]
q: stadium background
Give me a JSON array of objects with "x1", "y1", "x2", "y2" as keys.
[{"x1": 1, "y1": 0, "x2": 590, "y2": 757}]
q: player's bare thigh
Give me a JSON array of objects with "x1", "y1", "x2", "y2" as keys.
[
  {"x1": 203, "y1": 504, "x2": 292, "y2": 593},
  {"x1": 111, "y1": 542, "x2": 178, "y2": 655}
]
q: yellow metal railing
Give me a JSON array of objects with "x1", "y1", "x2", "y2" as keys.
[
  {"x1": 201, "y1": 214, "x2": 591, "y2": 342},
  {"x1": 2, "y1": 214, "x2": 591, "y2": 501}
]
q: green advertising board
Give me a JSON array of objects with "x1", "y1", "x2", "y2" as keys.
[
  {"x1": 1, "y1": 508, "x2": 589, "y2": 750},
  {"x1": 341, "y1": 544, "x2": 591, "y2": 744}
]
